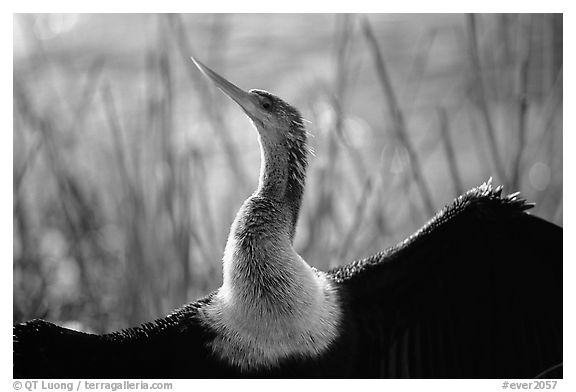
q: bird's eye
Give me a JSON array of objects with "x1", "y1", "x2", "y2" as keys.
[{"x1": 261, "y1": 98, "x2": 272, "y2": 111}]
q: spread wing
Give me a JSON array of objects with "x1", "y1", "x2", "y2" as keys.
[
  {"x1": 332, "y1": 186, "x2": 562, "y2": 378},
  {"x1": 13, "y1": 300, "x2": 223, "y2": 378}
]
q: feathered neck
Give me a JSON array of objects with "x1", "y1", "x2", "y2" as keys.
[
  {"x1": 202, "y1": 121, "x2": 341, "y2": 371},
  {"x1": 255, "y1": 122, "x2": 308, "y2": 240}
]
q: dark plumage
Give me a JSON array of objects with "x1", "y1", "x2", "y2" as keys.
[{"x1": 13, "y1": 59, "x2": 562, "y2": 379}]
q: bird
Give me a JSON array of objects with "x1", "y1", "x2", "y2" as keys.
[{"x1": 13, "y1": 57, "x2": 562, "y2": 379}]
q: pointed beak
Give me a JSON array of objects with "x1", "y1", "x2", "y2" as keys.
[{"x1": 191, "y1": 56, "x2": 262, "y2": 121}]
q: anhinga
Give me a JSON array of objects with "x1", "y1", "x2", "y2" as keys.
[{"x1": 13, "y1": 57, "x2": 562, "y2": 379}]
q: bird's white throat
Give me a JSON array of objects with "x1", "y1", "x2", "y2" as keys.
[{"x1": 202, "y1": 197, "x2": 342, "y2": 370}]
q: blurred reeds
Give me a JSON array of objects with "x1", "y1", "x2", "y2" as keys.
[{"x1": 13, "y1": 14, "x2": 562, "y2": 331}]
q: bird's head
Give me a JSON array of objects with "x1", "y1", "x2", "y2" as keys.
[{"x1": 191, "y1": 57, "x2": 307, "y2": 150}]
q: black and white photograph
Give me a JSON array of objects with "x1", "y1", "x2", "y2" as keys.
[{"x1": 12, "y1": 12, "x2": 564, "y2": 380}]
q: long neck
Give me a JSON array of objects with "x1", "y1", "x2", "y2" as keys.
[
  {"x1": 255, "y1": 133, "x2": 307, "y2": 240},
  {"x1": 223, "y1": 121, "x2": 310, "y2": 286},
  {"x1": 227, "y1": 131, "x2": 309, "y2": 288},
  {"x1": 203, "y1": 126, "x2": 341, "y2": 370}
]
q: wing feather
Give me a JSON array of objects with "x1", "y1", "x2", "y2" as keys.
[{"x1": 331, "y1": 186, "x2": 562, "y2": 378}]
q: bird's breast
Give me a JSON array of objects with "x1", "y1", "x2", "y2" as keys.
[{"x1": 201, "y1": 255, "x2": 343, "y2": 371}]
